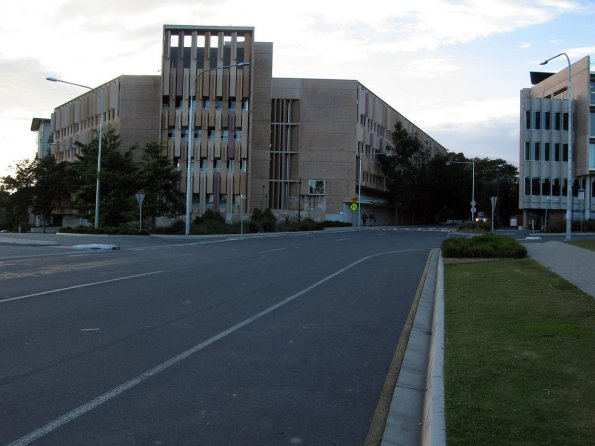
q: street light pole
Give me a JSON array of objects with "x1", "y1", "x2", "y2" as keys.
[
  {"x1": 540, "y1": 53, "x2": 573, "y2": 240},
  {"x1": 185, "y1": 62, "x2": 250, "y2": 235},
  {"x1": 446, "y1": 159, "x2": 476, "y2": 222},
  {"x1": 47, "y1": 77, "x2": 103, "y2": 228}
]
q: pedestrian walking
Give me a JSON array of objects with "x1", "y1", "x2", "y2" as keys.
[{"x1": 362, "y1": 212, "x2": 368, "y2": 226}]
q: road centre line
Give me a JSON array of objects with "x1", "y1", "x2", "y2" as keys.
[
  {"x1": 258, "y1": 247, "x2": 287, "y2": 254},
  {"x1": 6, "y1": 247, "x2": 427, "y2": 446},
  {"x1": 0, "y1": 271, "x2": 164, "y2": 304}
]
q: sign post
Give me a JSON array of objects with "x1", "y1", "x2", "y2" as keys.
[
  {"x1": 490, "y1": 196, "x2": 498, "y2": 232},
  {"x1": 135, "y1": 191, "x2": 145, "y2": 231}
]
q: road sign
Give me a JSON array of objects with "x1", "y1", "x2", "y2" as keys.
[
  {"x1": 470, "y1": 200, "x2": 477, "y2": 207},
  {"x1": 351, "y1": 203, "x2": 358, "y2": 211},
  {"x1": 578, "y1": 188, "x2": 585, "y2": 200},
  {"x1": 351, "y1": 195, "x2": 358, "y2": 204},
  {"x1": 135, "y1": 192, "x2": 145, "y2": 206},
  {"x1": 471, "y1": 206, "x2": 476, "y2": 213}
]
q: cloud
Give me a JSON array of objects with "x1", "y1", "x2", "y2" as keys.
[
  {"x1": 402, "y1": 58, "x2": 462, "y2": 78},
  {"x1": 520, "y1": 42, "x2": 532, "y2": 49}
]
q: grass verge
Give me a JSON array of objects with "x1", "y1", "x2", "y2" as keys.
[
  {"x1": 444, "y1": 258, "x2": 594, "y2": 445},
  {"x1": 567, "y1": 239, "x2": 595, "y2": 252}
]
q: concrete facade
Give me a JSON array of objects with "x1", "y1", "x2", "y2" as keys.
[
  {"x1": 30, "y1": 118, "x2": 52, "y2": 159},
  {"x1": 270, "y1": 78, "x2": 447, "y2": 224},
  {"x1": 44, "y1": 24, "x2": 447, "y2": 226},
  {"x1": 520, "y1": 56, "x2": 594, "y2": 227},
  {"x1": 50, "y1": 75, "x2": 160, "y2": 162}
]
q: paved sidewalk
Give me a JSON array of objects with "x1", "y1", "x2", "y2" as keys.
[{"x1": 524, "y1": 241, "x2": 595, "y2": 298}]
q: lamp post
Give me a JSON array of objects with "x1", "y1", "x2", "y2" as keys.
[
  {"x1": 185, "y1": 62, "x2": 250, "y2": 235},
  {"x1": 446, "y1": 159, "x2": 476, "y2": 223},
  {"x1": 47, "y1": 77, "x2": 103, "y2": 228},
  {"x1": 540, "y1": 53, "x2": 573, "y2": 240}
]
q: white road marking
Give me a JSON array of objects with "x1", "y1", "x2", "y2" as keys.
[
  {"x1": 258, "y1": 247, "x2": 287, "y2": 254},
  {"x1": 81, "y1": 328, "x2": 100, "y2": 332},
  {"x1": 0, "y1": 271, "x2": 164, "y2": 304},
  {"x1": 6, "y1": 248, "x2": 426, "y2": 446},
  {"x1": 335, "y1": 238, "x2": 350, "y2": 242}
]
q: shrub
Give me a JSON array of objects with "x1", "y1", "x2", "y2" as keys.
[{"x1": 442, "y1": 233, "x2": 527, "y2": 258}]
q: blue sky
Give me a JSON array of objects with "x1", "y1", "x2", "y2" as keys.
[{"x1": 1, "y1": 0, "x2": 594, "y2": 176}]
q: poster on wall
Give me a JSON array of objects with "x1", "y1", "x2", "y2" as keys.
[{"x1": 308, "y1": 180, "x2": 325, "y2": 195}]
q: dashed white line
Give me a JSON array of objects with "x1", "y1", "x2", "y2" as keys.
[
  {"x1": 6, "y1": 248, "x2": 426, "y2": 446},
  {"x1": 0, "y1": 270, "x2": 164, "y2": 304},
  {"x1": 259, "y1": 247, "x2": 287, "y2": 254}
]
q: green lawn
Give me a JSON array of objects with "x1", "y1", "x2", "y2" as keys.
[
  {"x1": 567, "y1": 239, "x2": 595, "y2": 252},
  {"x1": 444, "y1": 258, "x2": 594, "y2": 445}
]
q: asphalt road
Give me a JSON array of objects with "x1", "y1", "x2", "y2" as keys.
[{"x1": 1, "y1": 229, "x2": 448, "y2": 445}]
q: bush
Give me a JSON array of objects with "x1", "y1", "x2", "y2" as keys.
[
  {"x1": 457, "y1": 221, "x2": 490, "y2": 232},
  {"x1": 442, "y1": 233, "x2": 527, "y2": 258}
]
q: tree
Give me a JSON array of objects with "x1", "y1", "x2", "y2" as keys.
[
  {"x1": 137, "y1": 142, "x2": 181, "y2": 228},
  {"x1": 69, "y1": 128, "x2": 139, "y2": 227},
  {"x1": 378, "y1": 121, "x2": 430, "y2": 224},
  {"x1": 0, "y1": 159, "x2": 36, "y2": 229},
  {"x1": 30, "y1": 155, "x2": 71, "y2": 226}
]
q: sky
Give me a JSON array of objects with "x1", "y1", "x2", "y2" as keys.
[{"x1": 1, "y1": 0, "x2": 594, "y2": 176}]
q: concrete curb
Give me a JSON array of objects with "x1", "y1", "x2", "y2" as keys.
[
  {"x1": 0, "y1": 237, "x2": 60, "y2": 247},
  {"x1": 421, "y1": 252, "x2": 446, "y2": 445},
  {"x1": 381, "y1": 248, "x2": 444, "y2": 446}
]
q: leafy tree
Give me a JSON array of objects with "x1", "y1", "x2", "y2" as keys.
[
  {"x1": 0, "y1": 159, "x2": 36, "y2": 229},
  {"x1": 69, "y1": 128, "x2": 139, "y2": 226},
  {"x1": 378, "y1": 121, "x2": 430, "y2": 224},
  {"x1": 137, "y1": 142, "x2": 181, "y2": 228},
  {"x1": 31, "y1": 154, "x2": 71, "y2": 226}
]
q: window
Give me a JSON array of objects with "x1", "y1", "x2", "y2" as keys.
[
  {"x1": 591, "y1": 82, "x2": 595, "y2": 105},
  {"x1": 563, "y1": 112, "x2": 569, "y2": 130},
  {"x1": 590, "y1": 113, "x2": 595, "y2": 137},
  {"x1": 203, "y1": 98, "x2": 210, "y2": 109},
  {"x1": 589, "y1": 143, "x2": 595, "y2": 169},
  {"x1": 534, "y1": 142, "x2": 540, "y2": 161},
  {"x1": 544, "y1": 112, "x2": 551, "y2": 130},
  {"x1": 524, "y1": 178, "x2": 531, "y2": 195},
  {"x1": 534, "y1": 111, "x2": 541, "y2": 130},
  {"x1": 552, "y1": 179, "x2": 560, "y2": 196},
  {"x1": 544, "y1": 143, "x2": 550, "y2": 161},
  {"x1": 554, "y1": 143, "x2": 560, "y2": 161},
  {"x1": 308, "y1": 180, "x2": 325, "y2": 195},
  {"x1": 525, "y1": 142, "x2": 531, "y2": 160},
  {"x1": 555, "y1": 112, "x2": 561, "y2": 130},
  {"x1": 562, "y1": 179, "x2": 567, "y2": 196},
  {"x1": 542, "y1": 178, "x2": 551, "y2": 195},
  {"x1": 532, "y1": 178, "x2": 541, "y2": 195},
  {"x1": 563, "y1": 144, "x2": 568, "y2": 162},
  {"x1": 525, "y1": 111, "x2": 531, "y2": 129}
]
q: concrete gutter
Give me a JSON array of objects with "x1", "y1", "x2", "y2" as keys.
[{"x1": 381, "y1": 249, "x2": 445, "y2": 446}]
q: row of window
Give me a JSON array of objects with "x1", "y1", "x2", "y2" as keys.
[
  {"x1": 524, "y1": 142, "x2": 569, "y2": 162},
  {"x1": 167, "y1": 129, "x2": 243, "y2": 140},
  {"x1": 166, "y1": 97, "x2": 249, "y2": 111},
  {"x1": 525, "y1": 111, "x2": 569, "y2": 131},
  {"x1": 524, "y1": 177, "x2": 594, "y2": 197},
  {"x1": 359, "y1": 114, "x2": 390, "y2": 139},
  {"x1": 175, "y1": 158, "x2": 248, "y2": 173}
]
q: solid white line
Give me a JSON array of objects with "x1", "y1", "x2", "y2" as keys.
[
  {"x1": 258, "y1": 247, "x2": 286, "y2": 254},
  {"x1": 335, "y1": 238, "x2": 350, "y2": 242},
  {"x1": 6, "y1": 247, "x2": 426, "y2": 446},
  {"x1": 0, "y1": 271, "x2": 164, "y2": 304}
]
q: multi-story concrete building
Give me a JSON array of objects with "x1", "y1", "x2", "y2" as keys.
[
  {"x1": 520, "y1": 56, "x2": 594, "y2": 228},
  {"x1": 30, "y1": 118, "x2": 52, "y2": 159},
  {"x1": 45, "y1": 25, "x2": 447, "y2": 226},
  {"x1": 49, "y1": 75, "x2": 161, "y2": 162}
]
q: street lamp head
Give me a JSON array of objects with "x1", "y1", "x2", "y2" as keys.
[
  {"x1": 539, "y1": 60, "x2": 548, "y2": 66},
  {"x1": 46, "y1": 77, "x2": 59, "y2": 82}
]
